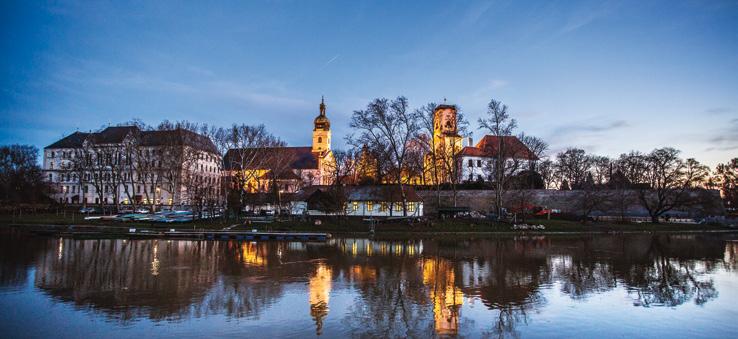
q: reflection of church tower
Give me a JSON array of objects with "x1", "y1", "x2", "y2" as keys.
[
  {"x1": 422, "y1": 257, "x2": 463, "y2": 336},
  {"x1": 309, "y1": 263, "x2": 332, "y2": 336},
  {"x1": 312, "y1": 97, "x2": 332, "y2": 153}
]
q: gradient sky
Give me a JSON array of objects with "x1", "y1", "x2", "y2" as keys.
[{"x1": 2, "y1": 0, "x2": 737, "y2": 166}]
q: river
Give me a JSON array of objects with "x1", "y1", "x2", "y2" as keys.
[{"x1": 1, "y1": 229, "x2": 737, "y2": 338}]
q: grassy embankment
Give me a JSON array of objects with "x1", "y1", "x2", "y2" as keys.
[{"x1": 0, "y1": 213, "x2": 732, "y2": 234}]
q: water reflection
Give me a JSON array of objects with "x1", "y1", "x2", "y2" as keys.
[
  {"x1": 0, "y1": 229, "x2": 736, "y2": 337},
  {"x1": 422, "y1": 258, "x2": 463, "y2": 336},
  {"x1": 309, "y1": 263, "x2": 332, "y2": 335}
]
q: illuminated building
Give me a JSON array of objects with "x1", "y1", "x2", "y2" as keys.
[{"x1": 223, "y1": 98, "x2": 335, "y2": 194}]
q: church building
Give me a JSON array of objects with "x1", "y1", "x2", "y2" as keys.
[{"x1": 223, "y1": 97, "x2": 334, "y2": 194}]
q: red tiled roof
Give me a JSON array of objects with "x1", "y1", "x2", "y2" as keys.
[{"x1": 460, "y1": 135, "x2": 538, "y2": 160}]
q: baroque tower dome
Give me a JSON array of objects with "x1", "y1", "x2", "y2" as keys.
[{"x1": 314, "y1": 96, "x2": 330, "y2": 130}]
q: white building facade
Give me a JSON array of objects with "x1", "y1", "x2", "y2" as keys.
[
  {"x1": 43, "y1": 126, "x2": 221, "y2": 208},
  {"x1": 458, "y1": 136, "x2": 538, "y2": 183}
]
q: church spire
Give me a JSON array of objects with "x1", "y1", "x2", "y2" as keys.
[{"x1": 319, "y1": 96, "x2": 326, "y2": 116}]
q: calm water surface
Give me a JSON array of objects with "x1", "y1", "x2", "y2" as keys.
[{"x1": 1, "y1": 229, "x2": 738, "y2": 338}]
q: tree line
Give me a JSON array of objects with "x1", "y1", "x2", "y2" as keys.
[{"x1": 2, "y1": 96, "x2": 736, "y2": 222}]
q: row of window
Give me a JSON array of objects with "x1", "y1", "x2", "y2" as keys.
[
  {"x1": 349, "y1": 201, "x2": 417, "y2": 213},
  {"x1": 58, "y1": 184, "x2": 222, "y2": 196},
  {"x1": 50, "y1": 171, "x2": 220, "y2": 184},
  {"x1": 467, "y1": 159, "x2": 485, "y2": 167}
]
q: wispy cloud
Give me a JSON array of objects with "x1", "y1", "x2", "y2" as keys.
[
  {"x1": 462, "y1": 1, "x2": 496, "y2": 26},
  {"x1": 705, "y1": 107, "x2": 734, "y2": 115},
  {"x1": 705, "y1": 118, "x2": 738, "y2": 151},
  {"x1": 559, "y1": 1, "x2": 618, "y2": 34},
  {"x1": 552, "y1": 119, "x2": 629, "y2": 135}
]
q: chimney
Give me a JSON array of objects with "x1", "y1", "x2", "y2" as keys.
[{"x1": 467, "y1": 137, "x2": 474, "y2": 147}]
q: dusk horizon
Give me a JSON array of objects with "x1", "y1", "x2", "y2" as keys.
[
  {"x1": 2, "y1": 1, "x2": 737, "y2": 166},
  {"x1": 2, "y1": 2, "x2": 738, "y2": 338}
]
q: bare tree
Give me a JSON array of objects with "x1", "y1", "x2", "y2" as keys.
[
  {"x1": 68, "y1": 147, "x2": 92, "y2": 207},
  {"x1": 413, "y1": 102, "x2": 440, "y2": 196},
  {"x1": 262, "y1": 148, "x2": 297, "y2": 215},
  {"x1": 478, "y1": 99, "x2": 518, "y2": 218},
  {"x1": 216, "y1": 124, "x2": 283, "y2": 219},
  {"x1": 325, "y1": 149, "x2": 358, "y2": 187},
  {"x1": 518, "y1": 132, "x2": 548, "y2": 170},
  {"x1": 554, "y1": 148, "x2": 592, "y2": 189},
  {"x1": 323, "y1": 149, "x2": 358, "y2": 216},
  {"x1": 683, "y1": 158, "x2": 710, "y2": 188},
  {"x1": 0, "y1": 145, "x2": 51, "y2": 205},
  {"x1": 590, "y1": 156, "x2": 612, "y2": 186},
  {"x1": 637, "y1": 148, "x2": 690, "y2": 223},
  {"x1": 713, "y1": 158, "x2": 738, "y2": 210},
  {"x1": 537, "y1": 159, "x2": 555, "y2": 189},
  {"x1": 350, "y1": 97, "x2": 420, "y2": 216},
  {"x1": 615, "y1": 151, "x2": 648, "y2": 185}
]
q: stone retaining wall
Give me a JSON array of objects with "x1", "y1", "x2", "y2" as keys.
[{"x1": 417, "y1": 189, "x2": 725, "y2": 218}]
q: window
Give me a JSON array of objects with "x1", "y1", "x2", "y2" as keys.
[
  {"x1": 394, "y1": 203, "x2": 402, "y2": 212},
  {"x1": 367, "y1": 201, "x2": 373, "y2": 211},
  {"x1": 318, "y1": 136, "x2": 322, "y2": 143},
  {"x1": 468, "y1": 159, "x2": 473, "y2": 167},
  {"x1": 477, "y1": 160, "x2": 482, "y2": 167},
  {"x1": 352, "y1": 201, "x2": 359, "y2": 211},
  {"x1": 407, "y1": 202, "x2": 415, "y2": 212},
  {"x1": 380, "y1": 202, "x2": 388, "y2": 212},
  {"x1": 48, "y1": 173, "x2": 53, "y2": 181}
]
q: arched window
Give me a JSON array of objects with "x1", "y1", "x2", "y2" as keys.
[{"x1": 318, "y1": 136, "x2": 322, "y2": 143}]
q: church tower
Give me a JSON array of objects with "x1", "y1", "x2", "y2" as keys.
[
  {"x1": 424, "y1": 104, "x2": 463, "y2": 184},
  {"x1": 312, "y1": 96, "x2": 331, "y2": 153}
]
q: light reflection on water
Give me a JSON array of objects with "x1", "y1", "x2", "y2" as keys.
[{"x1": 1, "y1": 230, "x2": 738, "y2": 338}]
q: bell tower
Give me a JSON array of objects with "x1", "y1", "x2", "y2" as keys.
[{"x1": 312, "y1": 96, "x2": 331, "y2": 153}]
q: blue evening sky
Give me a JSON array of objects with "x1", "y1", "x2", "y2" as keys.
[{"x1": 2, "y1": 0, "x2": 737, "y2": 166}]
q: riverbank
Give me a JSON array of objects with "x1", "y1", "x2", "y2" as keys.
[{"x1": 1, "y1": 213, "x2": 734, "y2": 237}]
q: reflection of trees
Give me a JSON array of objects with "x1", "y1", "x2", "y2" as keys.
[
  {"x1": 342, "y1": 257, "x2": 434, "y2": 338},
  {"x1": 0, "y1": 229, "x2": 50, "y2": 288},
  {"x1": 34, "y1": 239, "x2": 222, "y2": 322},
  {"x1": 458, "y1": 239, "x2": 548, "y2": 339},
  {"x1": 620, "y1": 235, "x2": 720, "y2": 307},
  {"x1": 549, "y1": 234, "x2": 722, "y2": 307},
  {"x1": 4, "y1": 232, "x2": 733, "y2": 334}
]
